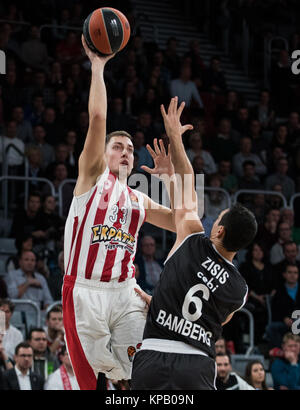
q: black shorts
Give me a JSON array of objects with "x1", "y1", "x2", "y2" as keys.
[{"x1": 131, "y1": 349, "x2": 217, "y2": 390}]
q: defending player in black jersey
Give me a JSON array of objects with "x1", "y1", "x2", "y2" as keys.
[{"x1": 131, "y1": 97, "x2": 258, "y2": 390}]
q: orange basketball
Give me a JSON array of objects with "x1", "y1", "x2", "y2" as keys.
[{"x1": 83, "y1": 7, "x2": 131, "y2": 55}]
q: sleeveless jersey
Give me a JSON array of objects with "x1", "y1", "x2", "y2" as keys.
[
  {"x1": 143, "y1": 232, "x2": 248, "y2": 358},
  {"x1": 64, "y1": 167, "x2": 146, "y2": 282}
]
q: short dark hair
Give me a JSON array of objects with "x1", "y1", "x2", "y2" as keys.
[
  {"x1": 0, "y1": 298, "x2": 15, "y2": 313},
  {"x1": 218, "y1": 203, "x2": 257, "y2": 252},
  {"x1": 216, "y1": 352, "x2": 231, "y2": 363},
  {"x1": 46, "y1": 304, "x2": 62, "y2": 320},
  {"x1": 28, "y1": 327, "x2": 46, "y2": 340},
  {"x1": 106, "y1": 130, "x2": 132, "y2": 145},
  {"x1": 284, "y1": 263, "x2": 298, "y2": 273},
  {"x1": 15, "y1": 342, "x2": 33, "y2": 355}
]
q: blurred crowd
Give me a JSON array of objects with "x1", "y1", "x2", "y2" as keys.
[{"x1": 0, "y1": 0, "x2": 300, "y2": 390}]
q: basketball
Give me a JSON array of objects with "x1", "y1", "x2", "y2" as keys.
[{"x1": 83, "y1": 7, "x2": 131, "y2": 56}]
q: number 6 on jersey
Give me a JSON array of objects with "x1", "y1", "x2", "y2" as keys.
[{"x1": 182, "y1": 284, "x2": 210, "y2": 322}]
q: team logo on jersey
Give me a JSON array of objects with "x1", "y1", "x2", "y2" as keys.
[
  {"x1": 91, "y1": 224, "x2": 135, "y2": 247},
  {"x1": 127, "y1": 346, "x2": 136, "y2": 362}
]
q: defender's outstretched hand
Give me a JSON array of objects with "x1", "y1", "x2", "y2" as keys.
[
  {"x1": 141, "y1": 138, "x2": 174, "y2": 178},
  {"x1": 160, "y1": 97, "x2": 193, "y2": 139}
]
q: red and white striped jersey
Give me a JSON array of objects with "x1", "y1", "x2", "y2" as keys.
[{"x1": 64, "y1": 167, "x2": 146, "y2": 282}]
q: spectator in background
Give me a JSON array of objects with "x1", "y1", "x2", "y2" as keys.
[
  {"x1": 42, "y1": 107, "x2": 65, "y2": 146},
  {"x1": 0, "y1": 299, "x2": 23, "y2": 361},
  {"x1": 0, "y1": 120, "x2": 24, "y2": 171},
  {"x1": 49, "y1": 61, "x2": 63, "y2": 88},
  {"x1": 232, "y1": 107, "x2": 251, "y2": 136},
  {"x1": 163, "y1": 37, "x2": 181, "y2": 79},
  {"x1": 211, "y1": 118, "x2": 238, "y2": 163},
  {"x1": 25, "y1": 94, "x2": 45, "y2": 127},
  {"x1": 55, "y1": 31, "x2": 82, "y2": 64},
  {"x1": 271, "y1": 124, "x2": 290, "y2": 156},
  {"x1": 43, "y1": 305, "x2": 65, "y2": 356},
  {"x1": 256, "y1": 207, "x2": 281, "y2": 245},
  {"x1": 286, "y1": 111, "x2": 300, "y2": 146},
  {"x1": 28, "y1": 328, "x2": 60, "y2": 382},
  {"x1": 215, "y1": 336, "x2": 229, "y2": 355},
  {"x1": 271, "y1": 333, "x2": 300, "y2": 390},
  {"x1": 247, "y1": 193, "x2": 268, "y2": 226},
  {"x1": 24, "y1": 71, "x2": 54, "y2": 107},
  {"x1": 217, "y1": 159, "x2": 238, "y2": 194},
  {"x1": 135, "y1": 236, "x2": 163, "y2": 295},
  {"x1": 281, "y1": 208, "x2": 300, "y2": 245},
  {"x1": 270, "y1": 49, "x2": 293, "y2": 116},
  {"x1": 12, "y1": 106, "x2": 33, "y2": 144},
  {"x1": 24, "y1": 146, "x2": 45, "y2": 193},
  {"x1": 45, "y1": 142, "x2": 75, "y2": 179},
  {"x1": 192, "y1": 155, "x2": 205, "y2": 176},
  {"x1": 4, "y1": 250, "x2": 53, "y2": 311},
  {"x1": 132, "y1": 131, "x2": 153, "y2": 173},
  {"x1": 54, "y1": 88, "x2": 74, "y2": 130},
  {"x1": 47, "y1": 250, "x2": 64, "y2": 301},
  {"x1": 45, "y1": 346, "x2": 79, "y2": 390},
  {"x1": 238, "y1": 160, "x2": 263, "y2": 191},
  {"x1": 0, "y1": 333, "x2": 14, "y2": 373},
  {"x1": 239, "y1": 243, "x2": 276, "y2": 343},
  {"x1": 232, "y1": 137, "x2": 267, "y2": 179},
  {"x1": 274, "y1": 241, "x2": 300, "y2": 286},
  {"x1": 106, "y1": 97, "x2": 132, "y2": 134},
  {"x1": 203, "y1": 56, "x2": 227, "y2": 94},
  {"x1": 216, "y1": 90, "x2": 241, "y2": 123},
  {"x1": 10, "y1": 192, "x2": 47, "y2": 246},
  {"x1": 169, "y1": 64, "x2": 204, "y2": 111},
  {"x1": 251, "y1": 89, "x2": 275, "y2": 131},
  {"x1": 244, "y1": 360, "x2": 273, "y2": 390},
  {"x1": 42, "y1": 163, "x2": 73, "y2": 216},
  {"x1": 204, "y1": 173, "x2": 228, "y2": 220},
  {"x1": 248, "y1": 119, "x2": 268, "y2": 164},
  {"x1": 183, "y1": 39, "x2": 206, "y2": 78},
  {"x1": 215, "y1": 353, "x2": 255, "y2": 390},
  {"x1": 186, "y1": 131, "x2": 217, "y2": 174},
  {"x1": 2, "y1": 342, "x2": 44, "y2": 390},
  {"x1": 6, "y1": 234, "x2": 33, "y2": 272},
  {"x1": 265, "y1": 157, "x2": 295, "y2": 201},
  {"x1": 270, "y1": 222, "x2": 294, "y2": 265},
  {"x1": 266, "y1": 264, "x2": 300, "y2": 348},
  {"x1": 132, "y1": 111, "x2": 158, "y2": 146},
  {"x1": 29, "y1": 125, "x2": 55, "y2": 170},
  {"x1": 21, "y1": 25, "x2": 49, "y2": 72}
]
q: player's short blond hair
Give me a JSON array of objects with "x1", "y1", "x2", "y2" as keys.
[{"x1": 105, "y1": 130, "x2": 132, "y2": 145}]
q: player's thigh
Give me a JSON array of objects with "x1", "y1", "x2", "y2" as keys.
[
  {"x1": 132, "y1": 350, "x2": 216, "y2": 390},
  {"x1": 110, "y1": 287, "x2": 147, "y2": 376}
]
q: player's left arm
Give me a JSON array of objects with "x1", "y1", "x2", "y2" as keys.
[{"x1": 141, "y1": 193, "x2": 176, "y2": 233}]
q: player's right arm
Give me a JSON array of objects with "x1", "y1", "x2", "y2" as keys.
[
  {"x1": 160, "y1": 97, "x2": 204, "y2": 255},
  {"x1": 74, "y1": 35, "x2": 114, "y2": 197}
]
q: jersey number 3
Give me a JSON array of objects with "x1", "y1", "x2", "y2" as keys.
[{"x1": 182, "y1": 284, "x2": 210, "y2": 322}]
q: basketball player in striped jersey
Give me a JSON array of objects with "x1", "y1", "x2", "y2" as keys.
[{"x1": 62, "y1": 36, "x2": 177, "y2": 390}]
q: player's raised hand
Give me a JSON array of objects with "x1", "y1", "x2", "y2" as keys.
[
  {"x1": 141, "y1": 138, "x2": 175, "y2": 178},
  {"x1": 81, "y1": 34, "x2": 115, "y2": 65},
  {"x1": 160, "y1": 97, "x2": 193, "y2": 139}
]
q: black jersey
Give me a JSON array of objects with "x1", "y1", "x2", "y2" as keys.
[{"x1": 143, "y1": 232, "x2": 248, "y2": 359}]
